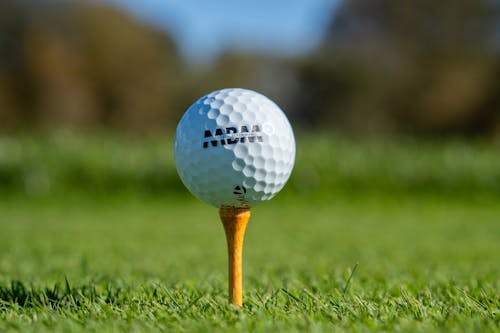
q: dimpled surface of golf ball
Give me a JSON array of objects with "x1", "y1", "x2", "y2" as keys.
[{"x1": 174, "y1": 88, "x2": 295, "y2": 208}]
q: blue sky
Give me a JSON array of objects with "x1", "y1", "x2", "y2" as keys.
[{"x1": 104, "y1": 0, "x2": 339, "y2": 63}]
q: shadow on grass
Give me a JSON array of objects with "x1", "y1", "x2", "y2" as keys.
[{"x1": 0, "y1": 279, "x2": 124, "y2": 308}]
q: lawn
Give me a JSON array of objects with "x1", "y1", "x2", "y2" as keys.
[{"x1": 0, "y1": 135, "x2": 499, "y2": 332}]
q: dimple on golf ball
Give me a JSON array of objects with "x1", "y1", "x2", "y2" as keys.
[{"x1": 174, "y1": 88, "x2": 296, "y2": 208}]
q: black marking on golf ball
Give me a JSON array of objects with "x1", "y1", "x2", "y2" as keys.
[
  {"x1": 233, "y1": 185, "x2": 247, "y2": 195},
  {"x1": 233, "y1": 185, "x2": 247, "y2": 202},
  {"x1": 202, "y1": 125, "x2": 262, "y2": 148}
]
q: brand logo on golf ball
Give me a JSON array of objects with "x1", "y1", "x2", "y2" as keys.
[
  {"x1": 232, "y1": 185, "x2": 249, "y2": 207},
  {"x1": 202, "y1": 125, "x2": 263, "y2": 149}
]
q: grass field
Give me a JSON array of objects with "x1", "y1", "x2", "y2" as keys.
[{"x1": 0, "y1": 135, "x2": 499, "y2": 332}]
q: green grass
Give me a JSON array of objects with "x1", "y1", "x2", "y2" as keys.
[
  {"x1": 0, "y1": 134, "x2": 499, "y2": 332},
  {"x1": 1, "y1": 194, "x2": 499, "y2": 332},
  {"x1": 1, "y1": 133, "x2": 499, "y2": 198}
]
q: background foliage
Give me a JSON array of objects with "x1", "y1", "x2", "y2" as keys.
[{"x1": 1, "y1": 0, "x2": 499, "y2": 136}]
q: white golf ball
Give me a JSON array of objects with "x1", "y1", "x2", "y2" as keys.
[{"x1": 174, "y1": 88, "x2": 295, "y2": 208}]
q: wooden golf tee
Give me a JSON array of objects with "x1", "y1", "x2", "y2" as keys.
[{"x1": 219, "y1": 207, "x2": 251, "y2": 307}]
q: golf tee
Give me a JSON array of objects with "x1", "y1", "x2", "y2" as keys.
[{"x1": 219, "y1": 207, "x2": 251, "y2": 307}]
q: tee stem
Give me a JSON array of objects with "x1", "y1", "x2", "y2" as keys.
[{"x1": 219, "y1": 207, "x2": 251, "y2": 307}]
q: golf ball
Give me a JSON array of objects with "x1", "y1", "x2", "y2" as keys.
[{"x1": 174, "y1": 88, "x2": 295, "y2": 208}]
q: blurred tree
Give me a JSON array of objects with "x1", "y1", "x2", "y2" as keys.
[
  {"x1": 0, "y1": 0, "x2": 181, "y2": 132},
  {"x1": 294, "y1": 0, "x2": 500, "y2": 136},
  {"x1": 1, "y1": 0, "x2": 499, "y2": 137},
  {"x1": 171, "y1": 50, "x2": 297, "y2": 123}
]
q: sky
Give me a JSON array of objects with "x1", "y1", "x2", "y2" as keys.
[{"x1": 104, "y1": 0, "x2": 339, "y2": 64}]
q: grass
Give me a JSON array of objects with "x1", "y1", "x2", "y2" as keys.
[
  {"x1": 0, "y1": 134, "x2": 499, "y2": 332},
  {"x1": 1, "y1": 194, "x2": 499, "y2": 332},
  {"x1": 1, "y1": 133, "x2": 499, "y2": 198}
]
